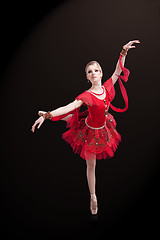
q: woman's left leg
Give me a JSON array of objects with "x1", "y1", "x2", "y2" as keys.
[
  {"x1": 86, "y1": 157, "x2": 96, "y2": 196},
  {"x1": 85, "y1": 151, "x2": 98, "y2": 214}
]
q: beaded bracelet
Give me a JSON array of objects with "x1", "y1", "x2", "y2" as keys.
[
  {"x1": 39, "y1": 111, "x2": 52, "y2": 120},
  {"x1": 120, "y1": 47, "x2": 128, "y2": 57}
]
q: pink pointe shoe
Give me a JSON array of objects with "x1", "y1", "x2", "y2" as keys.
[{"x1": 90, "y1": 194, "x2": 98, "y2": 215}]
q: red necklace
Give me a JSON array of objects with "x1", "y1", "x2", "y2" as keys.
[{"x1": 89, "y1": 86, "x2": 105, "y2": 95}]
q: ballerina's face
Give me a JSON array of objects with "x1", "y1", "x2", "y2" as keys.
[{"x1": 86, "y1": 64, "x2": 103, "y2": 83}]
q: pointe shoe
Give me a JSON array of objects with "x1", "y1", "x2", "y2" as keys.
[
  {"x1": 38, "y1": 111, "x2": 46, "y2": 117},
  {"x1": 90, "y1": 194, "x2": 98, "y2": 215}
]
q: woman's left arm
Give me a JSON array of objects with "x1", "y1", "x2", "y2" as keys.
[{"x1": 111, "y1": 40, "x2": 140, "y2": 85}]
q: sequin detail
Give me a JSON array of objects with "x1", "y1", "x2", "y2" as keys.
[{"x1": 62, "y1": 113, "x2": 121, "y2": 160}]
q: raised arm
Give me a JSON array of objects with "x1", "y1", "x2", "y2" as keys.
[
  {"x1": 111, "y1": 40, "x2": 140, "y2": 85},
  {"x1": 31, "y1": 99, "x2": 83, "y2": 132}
]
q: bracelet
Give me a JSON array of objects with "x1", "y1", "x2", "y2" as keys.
[
  {"x1": 120, "y1": 47, "x2": 128, "y2": 57},
  {"x1": 39, "y1": 111, "x2": 52, "y2": 120}
]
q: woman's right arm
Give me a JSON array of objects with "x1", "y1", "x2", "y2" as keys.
[
  {"x1": 31, "y1": 99, "x2": 83, "y2": 132},
  {"x1": 50, "y1": 99, "x2": 83, "y2": 117}
]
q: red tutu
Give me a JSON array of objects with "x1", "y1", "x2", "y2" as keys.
[{"x1": 62, "y1": 111, "x2": 121, "y2": 160}]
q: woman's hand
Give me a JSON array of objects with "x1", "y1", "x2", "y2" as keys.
[
  {"x1": 31, "y1": 116, "x2": 44, "y2": 133},
  {"x1": 123, "y1": 40, "x2": 140, "y2": 51}
]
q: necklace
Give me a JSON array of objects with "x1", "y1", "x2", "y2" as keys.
[{"x1": 89, "y1": 86, "x2": 104, "y2": 96}]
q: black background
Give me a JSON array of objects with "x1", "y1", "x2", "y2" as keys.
[{"x1": 1, "y1": 0, "x2": 160, "y2": 238}]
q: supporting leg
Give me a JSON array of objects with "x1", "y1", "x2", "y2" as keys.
[
  {"x1": 85, "y1": 151, "x2": 98, "y2": 214},
  {"x1": 86, "y1": 157, "x2": 96, "y2": 195}
]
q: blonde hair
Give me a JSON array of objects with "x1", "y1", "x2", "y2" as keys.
[{"x1": 85, "y1": 61, "x2": 103, "y2": 74}]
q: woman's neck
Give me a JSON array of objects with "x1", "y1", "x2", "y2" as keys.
[{"x1": 90, "y1": 81, "x2": 102, "y2": 92}]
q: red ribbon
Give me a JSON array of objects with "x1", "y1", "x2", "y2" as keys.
[{"x1": 110, "y1": 55, "x2": 130, "y2": 112}]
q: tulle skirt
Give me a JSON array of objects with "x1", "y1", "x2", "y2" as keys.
[{"x1": 62, "y1": 112, "x2": 121, "y2": 160}]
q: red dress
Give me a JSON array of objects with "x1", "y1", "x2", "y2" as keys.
[{"x1": 51, "y1": 55, "x2": 130, "y2": 160}]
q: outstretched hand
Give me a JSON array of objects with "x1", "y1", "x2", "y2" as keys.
[
  {"x1": 31, "y1": 116, "x2": 44, "y2": 133},
  {"x1": 123, "y1": 40, "x2": 140, "y2": 50}
]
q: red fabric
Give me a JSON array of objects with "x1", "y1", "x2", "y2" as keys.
[
  {"x1": 103, "y1": 77, "x2": 115, "y2": 102},
  {"x1": 62, "y1": 90, "x2": 121, "y2": 160},
  {"x1": 76, "y1": 91, "x2": 110, "y2": 128},
  {"x1": 51, "y1": 54, "x2": 130, "y2": 160},
  {"x1": 62, "y1": 112, "x2": 121, "y2": 160},
  {"x1": 103, "y1": 54, "x2": 130, "y2": 112}
]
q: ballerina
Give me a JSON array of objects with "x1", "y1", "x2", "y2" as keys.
[{"x1": 31, "y1": 40, "x2": 140, "y2": 215}]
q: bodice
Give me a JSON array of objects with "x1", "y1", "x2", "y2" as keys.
[{"x1": 86, "y1": 88, "x2": 109, "y2": 128}]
